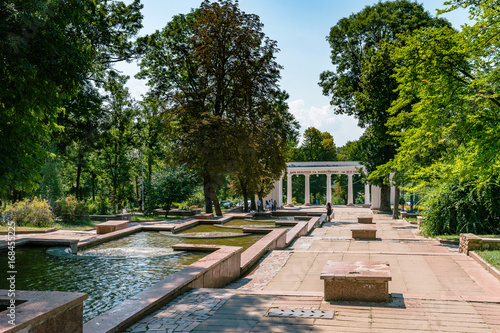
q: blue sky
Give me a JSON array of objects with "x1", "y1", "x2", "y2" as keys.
[{"x1": 118, "y1": 0, "x2": 470, "y2": 146}]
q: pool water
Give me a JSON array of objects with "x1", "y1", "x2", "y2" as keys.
[
  {"x1": 0, "y1": 228, "x2": 265, "y2": 322},
  {"x1": 0, "y1": 232, "x2": 203, "y2": 322},
  {"x1": 172, "y1": 225, "x2": 264, "y2": 250}
]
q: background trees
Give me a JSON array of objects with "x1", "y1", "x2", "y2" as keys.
[
  {"x1": 138, "y1": 0, "x2": 297, "y2": 215},
  {"x1": 0, "y1": 0, "x2": 143, "y2": 206},
  {"x1": 370, "y1": 0, "x2": 500, "y2": 234},
  {"x1": 319, "y1": 0, "x2": 449, "y2": 211}
]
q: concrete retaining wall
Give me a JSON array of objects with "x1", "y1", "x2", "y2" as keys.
[
  {"x1": 459, "y1": 233, "x2": 500, "y2": 254},
  {"x1": 285, "y1": 221, "x2": 308, "y2": 246},
  {"x1": 240, "y1": 229, "x2": 287, "y2": 275}
]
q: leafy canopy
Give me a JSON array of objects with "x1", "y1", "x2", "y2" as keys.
[{"x1": 374, "y1": 0, "x2": 500, "y2": 190}]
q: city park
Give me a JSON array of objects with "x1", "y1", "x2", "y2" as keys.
[{"x1": 1, "y1": 0, "x2": 500, "y2": 332}]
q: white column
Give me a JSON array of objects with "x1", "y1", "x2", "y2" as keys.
[
  {"x1": 371, "y1": 185, "x2": 381, "y2": 210},
  {"x1": 347, "y1": 174, "x2": 354, "y2": 206},
  {"x1": 364, "y1": 183, "x2": 371, "y2": 207},
  {"x1": 278, "y1": 177, "x2": 283, "y2": 208},
  {"x1": 286, "y1": 174, "x2": 293, "y2": 207},
  {"x1": 304, "y1": 174, "x2": 311, "y2": 205},
  {"x1": 326, "y1": 173, "x2": 332, "y2": 204}
]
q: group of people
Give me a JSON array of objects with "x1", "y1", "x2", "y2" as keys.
[{"x1": 256, "y1": 199, "x2": 277, "y2": 212}]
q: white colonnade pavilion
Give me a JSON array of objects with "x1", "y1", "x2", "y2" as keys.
[{"x1": 265, "y1": 161, "x2": 378, "y2": 208}]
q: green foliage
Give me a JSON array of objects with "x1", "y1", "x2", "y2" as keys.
[
  {"x1": 36, "y1": 145, "x2": 63, "y2": 206},
  {"x1": 0, "y1": 0, "x2": 143, "y2": 197},
  {"x1": 376, "y1": 0, "x2": 500, "y2": 191},
  {"x1": 338, "y1": 140, "x2": 363, "y2": 162},
  {"x1": 290, "y1": 127, "x2": 337, "y2": 162},
  {"x1": 319, "y1": 0, "x2": 449, "y2": 210},
  {"x1": 3, "y1": 197, "x2": 54, "y2": 227},
  {"x1": 145, "y1": 166, "x2": 198, "y2": 216},
  {"x1": 55, "y1": 196, "x2": 89, "y2": 224},
  {"x1": 96, "y1": 73, "x2": 138, "y2": 210},
  {"x1": 181, "y1": 187, "x2": 206, "y2": 210},
  {"x1": 421, "y1": 182, "x2": 500, "y2": 236}
]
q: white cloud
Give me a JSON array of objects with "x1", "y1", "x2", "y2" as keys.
[{"x1": 288, "y1": 99, "x2": 364, "y2": 147}]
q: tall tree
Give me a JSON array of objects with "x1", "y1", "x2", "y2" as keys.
[
  {"x1": 229, "y1": 90, "x2": 298, "y2": 211},
  {"x1": 374, "y1": 0, "x2": 500, "y2": 191},
  {"x1": 97, "y1": 73, "x2": 137, "y2": 211},
  {"x1": 319, "y1": 0, "x2": 449, "y2": 211},
  {"x1": 138, "y1": 0, "x2": 288, "y2": 216},
  {"x1": 290, "y1": 127, "x2": 338, "y2": 162},
  {"x1": 0, "y1": 0, "x2": 94, "y2": 198},
  {"x1": 0, "y1": 0, "x2": 143, "y2": 202}
]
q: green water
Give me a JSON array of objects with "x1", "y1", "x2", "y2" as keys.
[
  {"x1": 222, "y1": 219, "x2": 276, "y2": 227},
  {"x1": 0, "y1": 232, "x2": 204, "y2": 322},
  {"x1": 174, "y1": 225, "x2": 263, "y2": 250},
  {"x1": 0, "y1": 229, "x2": 265, "y2": 322}
]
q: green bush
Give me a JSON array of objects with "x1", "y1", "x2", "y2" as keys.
[
  {"x1": 55, "y1": 196, "x2": 89, "y2": 224},
  {"x1": 421, "y1": 182, "x2": 500, "y2": 236},
  {"x1": 3, "y1": 197, "x2": 54, "y2": 227}
]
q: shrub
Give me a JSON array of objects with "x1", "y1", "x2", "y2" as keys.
[
  {"x1": 421, "y1": 182, "x2": 500, "y2": 236},
  {"x1": 55, "y1": 196, "x2": 88, "y2": 224},
  {"x1": 4, "y1": 197, "x2": 54, "y2": 227}
]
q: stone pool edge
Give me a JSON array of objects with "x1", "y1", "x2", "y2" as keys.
[
  {"x1": 83, "y1": 244, "x2": 242, "y2": 333},
  {"x1": 0, "y1": 214, "x2": 326, "y2": 333}
]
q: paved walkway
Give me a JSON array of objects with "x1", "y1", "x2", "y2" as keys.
[{"x1": 125, "y1": 207, "x2": 500, "y2": 333}]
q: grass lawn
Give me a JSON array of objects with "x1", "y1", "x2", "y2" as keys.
[
  {"x1": 476, "y1": 250, "x2": 500, "y2": 272},
  {"x1": 405, "y1": 216, "x2": 418, "y2": 223},
  {"x1": 434, "y1": 234, "x2": 500, "y2": 242},
  {"x1": 436, "y1": 234, "x2": 461, "y2": 242}
]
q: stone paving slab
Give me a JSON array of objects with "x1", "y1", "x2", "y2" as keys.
[
  {"x1": 118, "y1": 207, "x2": 500, "y2": 332},
  {"x1": 125, "y1": 288, "x2": 500, "y2": 332}
]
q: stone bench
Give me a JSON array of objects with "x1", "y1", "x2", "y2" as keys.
[
  {"x1": 351, "y1": 225, "x2": 377, "y2": 240},
  {"x1": 320, "y1": 261, "x2": 391, "y2": 302},
  {"x1": 96, "y1": 220, "x2": 129, "y2": 234},
  {"x1": 357, "y1": 214, "x2": 373, "y2": 224}
]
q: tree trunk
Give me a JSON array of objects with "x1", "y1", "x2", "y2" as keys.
[
  {"x1": 243, "y1": 192, "x2": 248, "y2": 212},
  {"x1": 75, "y1": 151, "x2": 83, "y2": 201},
  {"x1": 250, "y1": 196, "x2": 256, "y2": 211},
  {"x1": 203, "y1": 172, "x2": 213, "y2": 214},
  {"x1": 211, "y1": 189, "x2": 222, "y2": 216},
  {"x1": 135, "y1": 176, "x2": 139, "y2": 204},
  {"x1": 164, "y1": 205, "x2": 170, "y2": 219},
  {"x1": 239, "y1": 179, "x2": 249, "y2": 212},
  {"x1": 379, "y1": 184, "x2": 391, "y2": 212},
  {"x1": 91, "y1": 172, "x2": 96, "y2": 201},
  {"x1": 392, "y1": 185, "x2": 400, "y2": 219},
  {"x1": 148, "y1": 154, "x2": 153, "y2": 183}
]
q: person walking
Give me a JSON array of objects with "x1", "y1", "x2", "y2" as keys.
[{"x1": 326, "y1": 202, "x2": 333, "y2": 222}]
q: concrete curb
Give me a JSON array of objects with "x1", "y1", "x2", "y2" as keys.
[{"x1": 469, "y1": 250, "x2": 500, "y2": 283}]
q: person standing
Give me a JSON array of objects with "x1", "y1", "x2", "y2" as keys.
[
  {"x1": 257, "y1": 199, "x2": 261, "y2": 212},
  {"x1": 326, "y1": 202, "x2": 333, "y2": 222}
]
